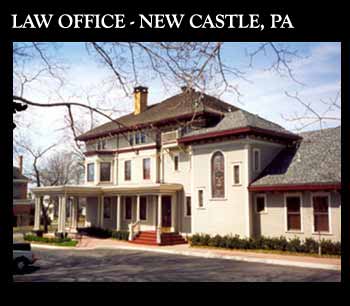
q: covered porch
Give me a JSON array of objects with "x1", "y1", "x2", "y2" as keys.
[{"x1": 31, "y1": 183, "x2": 184, "y2": 244}]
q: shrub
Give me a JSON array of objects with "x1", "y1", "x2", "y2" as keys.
[
  {"x1": 79, "y1": 226, "x2": 112, "y2": 238},
  {"x1": 189, "y1": 233, "x2": 340, "y2": 256},
  {"x1": 24, "y1": 234, "x2": 76, "y2": 246},
  {"x1": 304, "y1": 238, "x2": 319, "y2": 254},
  {"x1": 320, "y1": 239, "x2": 341, "y2": 256},
  {"x1": 286, "y1": 237, "x2": 303, "y2": 253},
  {"x1": 208, "y1": 235, "x2": 222, "y2": 247},
  {"x1": 111, "y1": 230, "x2": 129, "y2": 241}
]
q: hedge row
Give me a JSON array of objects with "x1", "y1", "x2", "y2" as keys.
[
  {"x1": 190, "y1": 234, "x2": 341, "y2": 256},
  {"x1": 24, "y1": 234, "x2": 75, "y2": 245},
  {"x1": 78, "y1": 227, "x2": 129, "y2": 241}
]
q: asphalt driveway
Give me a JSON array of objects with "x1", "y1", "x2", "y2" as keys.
[{"x1": 13, "y1": 247, "x2": 340, "y2": 282}]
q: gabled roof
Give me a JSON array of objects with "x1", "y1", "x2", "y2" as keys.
[
  {"x1": 76, "y1": 91, "x2": 237, "y2": 141},
  {"x1": 250, "y1": 126, "x2": 341, "y2": 188},
  {"x1": 181, "y1": 109, "x2": 297, "y2": 140},
  {"x1": 13, "y1": 167, "x2": 29, "y2": 180}
]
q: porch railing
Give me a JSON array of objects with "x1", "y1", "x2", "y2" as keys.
[{"x1": 128, "y1": 221, "x2": 141, "y2": 241}]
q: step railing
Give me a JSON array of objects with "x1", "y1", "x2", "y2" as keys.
[
  {"x1": 128, "y1": 221, "x2": 141, "y2": 241},
  {"x1": 156, "y1": 226, "x2": 162, "y2": 244}
]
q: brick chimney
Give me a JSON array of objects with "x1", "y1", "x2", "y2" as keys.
[
  {"x1": 18, "y1": 155, "x2": 23, "y2": 174},
  {"x1": 134, "y1": 86, "x2": 148, "y2": 115}
]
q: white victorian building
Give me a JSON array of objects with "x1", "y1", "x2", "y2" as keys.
[{"x1": 31, "y1": 86, "x2": 341, "y2": 245}]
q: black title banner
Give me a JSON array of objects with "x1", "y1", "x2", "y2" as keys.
[{"x1": 11, "y1": 13, "x2": 294, "y2": 31}]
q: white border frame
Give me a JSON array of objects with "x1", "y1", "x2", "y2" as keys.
[
  {"x1": 173, "y1": 153, "x2": 180, "y2": 172},
  {"x1": 100, "y1": 161, "x2": 112, "y2": 183},
  {"x1": 124, "y1": 196, "x2": 133, "y2": 221},
  {"x1": 255, "y1": 193, "x2": 267, "y2": 214},
  {"x1": 252, "y1": 148, "x2": 261, "y2": 172},
  {"x1": 139, "y1": 196, "x2": 148, "y2": 222},
  {"x1": 142, "y1": 157, "x2": 152, "y2": 181},
  {"x1": 86, "y1": 162, "x2": 95, "y2": 182},
  {"x1": 232, "y1": 162, "x2": 242, "y2": 186},
  {"x1": 184, "y1": 195, "x2": 192, "y2": 217},
  {"x1": 284, "y1": 192, "x2": 303, "y2": 233},
  {"x1": 124, "y1": 160, "x2": 132, "y2": 182},
  {"x1": 209, "y1": 150, "x2": 227, "y2": 200},
  {"x1": 103, "y1": 196, "x2": 112, "y2": 220},
  {"x1": 311, "y1": 192, "x2": 332, "y2": 235},
  {"x1": 196, "y1": 187, "x2": 205, "y2": 209}
]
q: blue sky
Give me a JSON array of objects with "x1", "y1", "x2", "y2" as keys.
[{"x1": 14, "y1": 42, "x2": 341, "y2": 164}]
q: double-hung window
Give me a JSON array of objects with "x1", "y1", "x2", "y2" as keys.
[
  {"x1": 313, "y1": 195, "x2": 330, "y2": 232},
  {"x1": 286, "y1": 195, "x2": 302, "y2": 231}
]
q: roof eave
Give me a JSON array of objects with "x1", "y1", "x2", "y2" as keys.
[
  {"x1": 178, "y1": 126, "x2": 301, "y2": 144},
  {"x1": 248, "y1": 183, "x2": 341, "y2": 192}
]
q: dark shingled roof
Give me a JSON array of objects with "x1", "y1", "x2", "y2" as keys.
[
  {"x1": 13, "y1": 167, "x2": 29, "y2": 180},
  {"x1": 251, "y1": 126, "x2": 341, "y2": 186},
  {"x1": 183, "y1": 109, "x2": 296, "y2": 137},
  {"x1": 77, "y1": 91, "x2": 237, "y2": 141}
]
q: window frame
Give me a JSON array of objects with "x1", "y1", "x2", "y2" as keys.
[
  {"x1": 87, "y1": 163, "x2": 95, "y2": 182},
  {"x1": 312, "y1": 192, "x2": 332, "y2": 234},
  {"x1": 140, "y1": 132, "x2": 146, "y2": 144},
  {"x1": 210, "y1": 151, "x2": 226, "y2": 199},
  {"x1": 128, "y1": 133, "x2": 134, "y2": 146},
  {"x1": 124, "y1": 160, "x2": 131, "y2": 181},
  {"x1": 174, "y1": 154, "x2": 179, "y2": 171},
  {"x1": 253, "y1": 148, "x2": 261, "y2": 172},
  {"x1": 135, "y1": 132, "x2": 140, "y2": 145},
  {"x1": 124, "y1": 197, "x2": 132, "y2": 221},
  {"x1": 184, "y1": 196, "x2": 192, "y2": 217},
  {"x1": 139, "y1": 196, "x2": 147, "y2": 221},
  {"x1": 197, "y1": 189, "x2": 205, "y2": 209},
  {"x1": 284, "y1": 193, "x2": 303, "y2": 233},
  {"x1": 143, "y1": 158, "x2": 151, "y2": 180},
  {"x1": 103, "y1": 197, "x2": 112, "y2": 219},
  {"x1": 100, "y1": 162, "x2": 112, "y2": 182},
  {"x1": 255, "y1": 193, "x2": 267, "y2": 214},
  {"x1": 232, "y1": 162, "x2": 242, "y2": 186}
]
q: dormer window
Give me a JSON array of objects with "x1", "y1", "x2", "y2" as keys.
[
  {"x1": 129, "y1": 133, "x2": 134, "y2": 146},
  {"x1": 96, "y1": 139, "x2": 106, "y2": 150},
  {"x1": 135, "y1": 132, "x2": 140, "y2": 145},
  {"x1": 140, "y1": 132, "x2": 146, "y2": 143}
]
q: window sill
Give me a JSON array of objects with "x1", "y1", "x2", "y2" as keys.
[
  {"x1": 209, "y1": 198, "x2": 227, "y2": 201},
  {"x1": 232, "y1": 184, "x2": 242, "y2": 187},
  {"x1": 255, "y1": 211, "x2": 268, "y2": 215},
  {"x1": 184, "y1": 215, "x2": 191, "y2": 218},
  {"x1": 197, "y1": 207, "x2": 206, "y2": 210},
  {"x1": 285, "y1": 231, "x2": 304, "y2": 234},
  {"x1": 312, "y1": 232, "x2": 333, "y2": 236}
]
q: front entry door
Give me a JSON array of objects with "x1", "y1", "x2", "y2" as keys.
[{"x1": 161, "y1": 196, "x2": 172, "y2": 228}]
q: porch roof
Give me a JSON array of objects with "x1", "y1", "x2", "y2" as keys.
[{"x1": 30, "y1": 183, "x2": 183, "y2": 197}]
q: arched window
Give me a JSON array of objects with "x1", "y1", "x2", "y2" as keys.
[{"x1": 211, "y1": 151, "x2": 225, "y2": 198}]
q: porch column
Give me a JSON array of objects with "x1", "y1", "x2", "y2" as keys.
[
  {"x1": 156, "y1": 194, "x2": 162, "y2": 244},
  {"x1": 99, "y1": 195, "x2": 104, "y2": 228},
  {"x1": 70, "y1": 197, "x2": 78, "y2": 233},
  {"x1": 33, "y1": 195, "x2": 41, "y2": 231},
  {"x1": 136, "y1": 195, "x2": 140, "y2": 222},
  {"x1": 157, "y1": 194, "x2": 162, "y2": 227},
  {"x1": 116, "y1": 196, "x2": 121, "y2": 231},
  {"x1": 57, "y1": 195, "x2": 67, "y2": 233},
  {"x1": 171, "y1": 193, "x2": 176, "y2": 232}
]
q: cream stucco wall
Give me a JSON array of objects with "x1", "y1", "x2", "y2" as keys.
[
  {"x1": 190, "y1": 140, "x2": 250, "y2": 237},
  {"x1": 252, "y1": 191, "x2": 341, "y2": 242}
]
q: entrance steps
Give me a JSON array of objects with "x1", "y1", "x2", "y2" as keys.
[{"x1": 130, "y1": 231, "x2": 187, "y2": 246}]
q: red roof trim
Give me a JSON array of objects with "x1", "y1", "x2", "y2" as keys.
[
  {"x1": 178, "y1": 126, "x2": 300, "y2": 144},
  {"x1": 84, "y1": 145, "x2": 158, "y2": 156},
  {"x1": 248, "y1": 183, "x2": 341, "y2": 192},
  {"x1": 76, "y1": 111, "x2": 219, "y2": 142}
]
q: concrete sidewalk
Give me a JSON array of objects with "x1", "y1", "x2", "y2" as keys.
[{"x1": 31, "y1": 236, "x2": 340, "y2": 271}]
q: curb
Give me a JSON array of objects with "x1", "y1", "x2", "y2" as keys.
[{"x1": 30, "y1": 243, "x2": 340, "y2": 271}]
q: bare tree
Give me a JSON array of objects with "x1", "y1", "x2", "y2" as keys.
[{"x1": 14, "y1": 137, "x2": 57, "y2": 233}]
